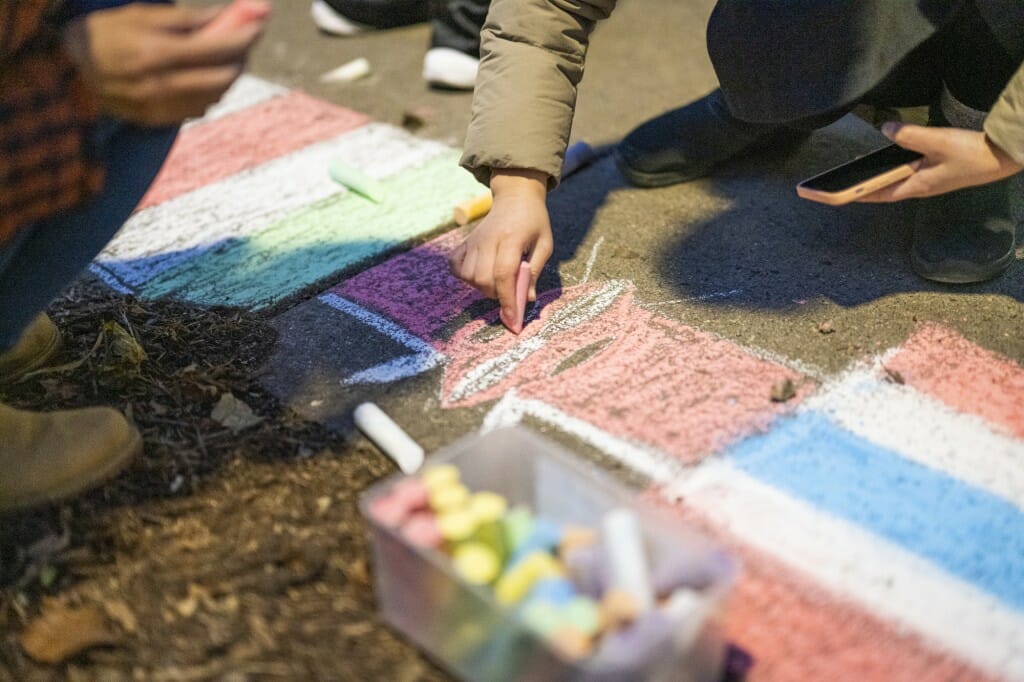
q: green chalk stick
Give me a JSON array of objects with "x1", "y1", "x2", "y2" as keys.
[{"x1": 328, "y1": 159, "x2": 385, "y2": 203}]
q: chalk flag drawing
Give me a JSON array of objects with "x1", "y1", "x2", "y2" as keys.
[
  {"x1": 90, "y1": 76, "x2": 484, "y2": 310},
  {"x1": 323, "y1": 231, "x2": 1024, "y2": 681},
  {"x1": 87, "y1": 73, "x2": 1024, "y2": 681}
]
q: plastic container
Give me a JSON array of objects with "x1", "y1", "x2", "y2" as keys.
[{"x1": 360, "y1": 426, "x2": 737, "y2": 682}]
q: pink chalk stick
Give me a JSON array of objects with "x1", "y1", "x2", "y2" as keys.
[
  {"x1": 202, "y1": 0, "x2": 271, "y2": 36},
  {"x1": 391, "y1": 477, "x2": 430, "y2": 512},
  {"x1": 402, "y1": 512, "x2": 443, "y2": 549},
  {"x1": 369, "y1": 494, "x2": 409, "y2": 527},
  {"x1": 500, "y1": 262, "x2": 532, "y2": 335}
]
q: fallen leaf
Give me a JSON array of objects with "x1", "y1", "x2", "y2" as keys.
[
  {"x1": 210, "y1": 393, "x2": 262, "y2": 432},
  {"x1": 20, "y1": 603, "x2": 119, "y2": 664}
]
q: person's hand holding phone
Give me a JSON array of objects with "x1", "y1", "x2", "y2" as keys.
[
  {"x1": 62, "y1": 1, "x2": 271, "y2": 127},
  {"x1": 855, "y1": 122, "x2": 1022, "y2": 203},
  {"x1": 448, "y1": 169, "x2": 553, "y2": 323}
]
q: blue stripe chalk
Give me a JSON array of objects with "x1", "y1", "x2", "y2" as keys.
[{"x1": 727, "y1": 410, "x2": 1024, "y2": 612}]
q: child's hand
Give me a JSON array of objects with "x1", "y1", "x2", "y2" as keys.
[
  {"x1": 62, "y1": 2, "x2": 270, "y2": 126},
  {"x1": 857, "y1": 123, "x2": 1022, "y2": 202},
  {"x1": 449, "y1": 169, "x2": 553, "y2": 323}
]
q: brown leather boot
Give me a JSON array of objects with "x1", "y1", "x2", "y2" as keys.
[
  {"x1": 0, "y1": 402, "x2": 141, "y2": 514},
  {"x1": 0, "y1": 314, "x2": 62, "y2": 384}
]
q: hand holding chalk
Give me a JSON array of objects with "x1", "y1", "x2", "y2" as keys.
[
  {"x1": 353, "y1": 402, "x2": 424, "y2": 474},
  {"x1": 500, "y1": 262, "x2": 532, "y2": 335}
]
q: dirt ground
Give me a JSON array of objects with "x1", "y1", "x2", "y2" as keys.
[{"x1": 0, "y1": 279, "x2": 451, "y2": 681}]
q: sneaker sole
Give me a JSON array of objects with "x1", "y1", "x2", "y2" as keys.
[{"x1": 614, "y1": 150, "x2": 708, "y2": 188}]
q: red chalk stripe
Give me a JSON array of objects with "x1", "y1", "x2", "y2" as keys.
[
  {"x1": 886, "y1": 324, "x2": 1024, "y2": 440},
  {"x1": 138, "y1": 90, "x2": 370, "y2": 210}
]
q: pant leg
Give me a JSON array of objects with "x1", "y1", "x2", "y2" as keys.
[
  {"x1": 323, "y1": 0, "x2": 429, "y2": 29},
  {"x1": 0, "y1": 121, "x2": 177, "y2": 350},
  {"x1": 428, "y1": 0, "x2": 489, "y2": 55}
]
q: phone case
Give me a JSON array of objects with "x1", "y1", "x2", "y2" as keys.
[{"x1": 796, "y1": 162, "x2": 917, "y2": 206}]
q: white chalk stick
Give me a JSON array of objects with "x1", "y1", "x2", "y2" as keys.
[
  {"x1": 601, "y1": 508, "x2": 654, "y2": 612},
  {"x1": 320, "y1": 57, "x2": 372, "y2": 83},
  {"x1": 353, "y1": 402, "x2": 424, "y2": 474}
]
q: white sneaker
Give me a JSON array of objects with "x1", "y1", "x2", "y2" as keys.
[
  {"x1": 422, "y1": 47, "x2": 479, "y2": 90},
  {"x1": 311, "y1": 0, "x2": 370, "y2": 36}
]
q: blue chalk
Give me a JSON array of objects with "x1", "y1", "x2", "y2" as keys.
[
  {"x1": 509, "y1": 518, "x2": 563, "y2": 567},
  {"x1": 528, "y1": 577, "x2": 576, "y2": 605}
]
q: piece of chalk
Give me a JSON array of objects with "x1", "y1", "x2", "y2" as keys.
[
  {"x1": 601, "y1": 508, "x2": 654, "y2": 612},
  {"x1": 558, "y1": 525, "x2": 597, "y2": 557},
  {"x1": 353, "y1": 402, "x2": 424, "y2": 474},
  {"x1": 369, "y1": 494, "x2": 408, "y2": 527},
  {"x1": 429, "y1": 482, "x2": 470, "y2": 514},
  {"x1": 453, "y1": 191, "x2": 492, "y2": 225},
  {"x1": 562, "y1": 596, "x2": 601, "y2": 637},
  {"x1": 563, "y1": 544, "x2": 605, "y2": 599},
  {"x1": 202, "y1": 0, "x2": 270, "y2": 36},
  {"x1": 495, "y1": 552, "x2": 563, "y2": 606},
  {"x1": 421, "y1": 464, "x2": 460, "y2": 492},
  {"x1": 329, "y1": 160, "x2": 385, "y2": 202},
  {"x1": 390, "y1": 477, "x2": 430, "y2": 512},
  {"x1": 468, "y1": 492, "x2": 508, "y2": 557},
  {"x1": 502, "y1": 506, "x2": 534, "y2": 553},
  {"x1": 561, "y1": 141, "x2": 597, "y2": 179},
  {"x1": 500, "y1": 261, "x2": 532, "y2": 335},
  {"x1": 453, "y1": 542, "x2": 502, "y2": 585},
  {"x1": 320, "y1": 57, "x2": 373, "y2": 83},
  {"x1": 401, "y1": 512, "x2": 442, "y2": 549},
  {"x1": 592, "y1": 610, "x2": 671, "y2": 667},
  {"x1": 437, "y1": 508, "x2": 478, "y2": 545},
  {"x1": 520, "y1": 599, "x2": 563, "y2": 637},
  {"x1": 509, "y1": 517, "x2": 562, "y2": 567},
  {"x1": 599, "y1": 588, "x2": 640, "y2": 631},
  {"x1": 549, "y1": 626, "x2": 593, "y2": 660},
  {"x1": 528, "y1": 577, "x2": 576, "y2": 606}
]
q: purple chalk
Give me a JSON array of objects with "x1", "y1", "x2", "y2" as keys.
[
  {"x1": 563, "y1": 544, "x2": 605, "y2": 599},
  {"x1": 592, "y1": 610, "x2": 673, "y2": 668}
]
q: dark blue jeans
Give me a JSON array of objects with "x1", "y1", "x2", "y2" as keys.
[{"x1": 0, "y1": 121, "x2": 177, "y2": 350}]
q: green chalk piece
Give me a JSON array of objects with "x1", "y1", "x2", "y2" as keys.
[
  {"x1": 328, "y1": 159, "x2": 385, "y2": 203},
  {"x1": 562, "y1": 597, "x2": 601, "y2": 636},
  {"x1": 503, "y1": 506, "x2": 534, "y2": 553}
]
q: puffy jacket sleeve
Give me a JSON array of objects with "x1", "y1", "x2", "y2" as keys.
[
  {"x1": 985, "y1": 62, "x2": 1024, "y2": 167},
  {"x1": 460, "y1": 0, "x2": 617, "y2": 189}
]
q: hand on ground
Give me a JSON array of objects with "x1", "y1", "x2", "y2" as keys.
[
  {"x1": 448, "y1": 169, "x2": 553, "y2": 323},
  {"x1": 62, "y1": 2, "x2": 270, "y2": 126},
  {"x1": 858, "y1": 122, "x2": 1022, "y2": 202}
]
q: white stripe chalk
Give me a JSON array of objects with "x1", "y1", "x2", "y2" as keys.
[{"x1": 353, "y1": 402, "x2": 425, "y2": 474}]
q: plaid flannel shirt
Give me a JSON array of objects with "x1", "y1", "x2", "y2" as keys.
[{"x1": 0, "y1": 0, "x2": 104, "y2": 245}]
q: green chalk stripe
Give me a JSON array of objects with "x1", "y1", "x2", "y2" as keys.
[
  {"x1": 139, "y1": 150, "x2": 482, "y2": 309},
  {"x1": 329, "y1": 159, "x2": 386, "y2": 203}
]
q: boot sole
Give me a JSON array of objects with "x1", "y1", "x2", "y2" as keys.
[
  {"x1": 911, "y1": 248, "x2": 1016, "y2": 284},
  {"x1": 0, "y1": 430, "x2": 141, "y2": 514},
  {"x1": 614, "y1": 151, "x2": 707, "y2": 188}
]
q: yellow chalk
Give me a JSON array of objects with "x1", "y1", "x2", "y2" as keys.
[
  {"x1": 453, "y1": 542, "x2": 502, "y2": 585},
  {"x1": 437, "y1": 508, "x2": 478, "y2": 546},
  {"x1": 429, "y1": 482, "x2": 470, "y2": 514},
  {"x1": 453, "y1": 191, "x2": 492, "y2": 226},
  {"x1": 468, "y1": 492, "x2": 508, "y2": 559},
  {"x1": 421, "y1": 464, "x2": 460, "y2": 493},
  {"x1": 599, "y1": 588, "x2": 640, "y2": 632},
  {"x1": 495, "y1": 551, "x2": 564, "y2": 606}
]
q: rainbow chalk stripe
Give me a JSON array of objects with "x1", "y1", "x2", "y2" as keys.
[
  {"x1": 90, "y1": 76, "x2": 484, "y2": 310},
  {"x1": 318, "y1": 232, "x2": 1024, "y2": 681}
]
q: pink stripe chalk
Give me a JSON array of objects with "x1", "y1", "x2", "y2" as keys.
[
  {"x1": 138, "y1": 90, "x2": 370, "y2": 210},
  {"x1": 500, "y1": 262, "x2": 532, "y2": 335},
  {"x1": 886, "y1": 324, "x2": 1024, "y2": 440},
  {"x1": 660, "y1": 499, "x2": 994, "y2": 682}
]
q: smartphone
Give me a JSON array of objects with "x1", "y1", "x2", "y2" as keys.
[{"x1": 796, "y1": 144, "x2": 923, "y2": 205}]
